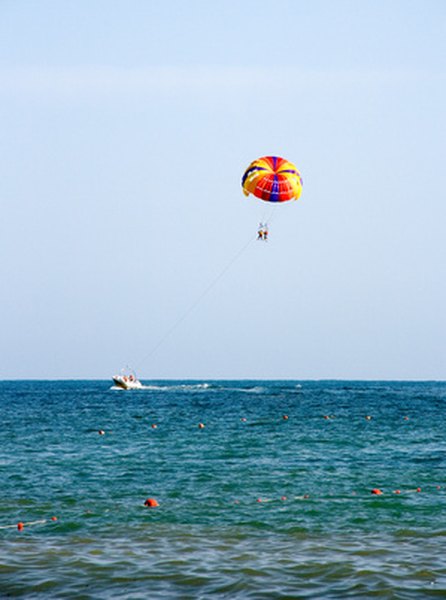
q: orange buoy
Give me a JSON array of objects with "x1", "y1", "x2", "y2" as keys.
[
  {"x1": 144, "y1": 498, "x2": 159, "y2": 508},
  {"x1": 371, "y1": 488, "x2": 383, "y2": 495},
  {"x1": 151, "y1": 424, "x2": 157, "y2": 429},
  {"x1": 51, "y1": 516, "x2": 58, "y2": 521},
  {"x1": 365, "y1": 416, "x2": 372, "y2": 421},
  {"x1": 241, "y1": 417, "x2": 247, "y2": 422},
  {"x1": 198, "y1": 423, "x2": 205, "y2": 429},
  {"x1": 416, "y1": 487, "x2": 422, "y2": 493},
  {"x1": 17, "y1": 522, "x2": 24, "y2": 531},
  {"x1": 282, "y1": 415, "x2": 289, "y2": 420},
  {"x1": 394, "y1": 490, "x2": 401, "y2": 494},
  {"x1": 281, "y1": 496, "x2": 287, "y2": 501},
  {"x1": 98, "y1": 430, "x2": 105, "y2": 435}
]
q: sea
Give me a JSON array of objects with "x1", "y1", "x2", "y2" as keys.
[{"x1": 0, "y1": 380, "x2": 445, "y2": 599}]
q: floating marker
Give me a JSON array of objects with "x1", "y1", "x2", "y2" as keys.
[
  {"x1": 198, "y1": 423, "x2": 205, "y2": 429},
  {"x1": 371, "y1": 488, "x2": 383, "y2": 495},
  {"x1": 0, "y1": 518, "x2": 57, "y2": 532},
  {"x1": 144, "y1": 498, "x2": 159, "y2": 508},
  {"x1": 391, "y1": 488, "x2": 426, "y2": 495}
]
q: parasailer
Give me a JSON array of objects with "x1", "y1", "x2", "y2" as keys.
[
  {"x1": 242, "y1": 155, "x2": 302, "y2": 238},
  {"x1": 257, "y1": 222, "x2": 269, "y2": 241}
]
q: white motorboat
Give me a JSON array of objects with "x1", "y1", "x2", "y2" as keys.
[{"x1": 112, "y1": 368, "x2": 143, "y2": 390}]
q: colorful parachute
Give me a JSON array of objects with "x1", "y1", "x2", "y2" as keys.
[{"x1": 241, "y1": 156, "x2": 303, "y2": 203}]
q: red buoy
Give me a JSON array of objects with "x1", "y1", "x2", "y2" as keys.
[
  {"x1": 371, "y1": 488, "x2": 383, "y2": 495},
  {"x1": 144, "y1": 498, "x2": 159, "y2": 507},
  {"x1": 17, "y1": 522, "x2": 24, "y2": 531}
]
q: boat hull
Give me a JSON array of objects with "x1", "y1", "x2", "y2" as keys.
[{"x1": 112, "y1": 376, "x2": 143, "y2": 390}]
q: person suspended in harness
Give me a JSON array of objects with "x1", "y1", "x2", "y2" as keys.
[{"x1": 257, "y1": 223, "x2": 268, "y2": 241}]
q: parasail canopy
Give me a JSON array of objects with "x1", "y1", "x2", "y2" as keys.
[{"x1": 241, "y1": 156, "x2": 303, "y2": 203}]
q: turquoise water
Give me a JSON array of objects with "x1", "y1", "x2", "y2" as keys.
[{"x1": 0, "y1": 380, "x2": 445, "y2": 598}]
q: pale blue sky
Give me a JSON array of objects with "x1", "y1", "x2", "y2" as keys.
[{"x1": 1, "y1": 0, "x2": 445, "y2": 379}]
